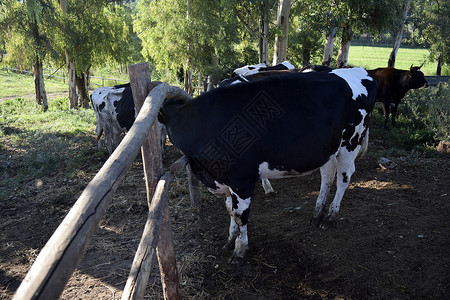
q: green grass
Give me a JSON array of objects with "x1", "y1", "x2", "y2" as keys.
[
  {"x1": 348, "y1": 45, "x2": 438, "y2": 75},
  {"x1": 0, "y1": 96, "x2": 101, "y2": 200},
  {"x1": 0, "y1": 68, "x2": 68, "y2": 98}
]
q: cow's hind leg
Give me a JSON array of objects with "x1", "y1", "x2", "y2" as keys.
[
  {"x1": 224, "y1": 189, "x2": 252, "y2": 263},
  {"x1": 261, "y1": 178, "x2": 274, "y2": 194},
  {"x1": 320, "y1": 148, "x2": 358, "y2": 229},
  {"x1": 311, "y1": 157, "x2": 337, "y2": 228}
]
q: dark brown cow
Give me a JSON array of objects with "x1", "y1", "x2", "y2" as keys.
[{"x1": 367, "y1": 65, "x2": 429, "y2": 128}]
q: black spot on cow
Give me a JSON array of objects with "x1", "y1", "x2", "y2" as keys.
[
  {"x1": 241, "y1": 207, "x2": 251, "y2": 225},
  {"x1": 231, "y1": 193, "x2": 239, "y2": 210},
  {"x1": 98, "y1": 102, "x2": 105, "y2": 111},
  {"x1": 342, "y1": 172, "x2": 348, "y2": 183}
]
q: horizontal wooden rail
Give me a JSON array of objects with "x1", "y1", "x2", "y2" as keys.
[{"x1": 13, "y1": 82, "x2": 191, "y2": 300}]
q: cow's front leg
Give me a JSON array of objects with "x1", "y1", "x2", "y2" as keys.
[
  {"x1": 390, "y1": 103, "x2": 398, "y2": 127},
  {"x1": 224, "y1": 190, "x2": 251, "y2": 262},
  {"x1": 382, "y1": 102, "x2": 391, "y2": 129},
  {"x1": 311, "y1": 158, "x2": 336, "y2": 228}
]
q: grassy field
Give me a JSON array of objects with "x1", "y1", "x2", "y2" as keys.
[
  {"x1": 0, "y1": 69, "x2": 68, "y2": 98},
  {"x1": 348, "y1": 45, "x2": 437, "y2": 75}
]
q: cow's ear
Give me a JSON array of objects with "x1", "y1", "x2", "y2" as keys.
[
  {"x1": 419, "y1": 63, "x2": 424, "y2": 69},
  {"x1": 410, "y1": 64, "x2": 414, "y2": 71}
]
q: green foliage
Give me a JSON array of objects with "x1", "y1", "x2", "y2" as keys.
[
  {"x1": 135, "y1": 0, "x2": 242, "y2": 82},
  {"x1": 369, "y1": 106, "x2": 436, "y2": 157},
  {"x1": 369, "y1": 82, "x2": 449, "y2": 158},
  {"x1": 409, "y1": 0, "x2": 450, "y2": 69},
  {"x1": 403, "y1": 81, "x2": 450, "y2": 141}
]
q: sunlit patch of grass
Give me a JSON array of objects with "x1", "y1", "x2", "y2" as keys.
[{"x1": 348, "y1": 46, "x2": 434, "y2": 75}]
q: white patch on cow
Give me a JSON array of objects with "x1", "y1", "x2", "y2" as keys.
[
  {"x1": 258, "y1": 162, "x2": 286, "y2": 178},
  {"x1": 348, "y1": 109, "x2": 368, "y2": 144},
  {"x1": 281, "y1": 60, "x2": 295, "y2": 70},
  {"x1": 301, "y1": 68, "x2": 314, "y2": 73},
  {"x1": 208, "y1": 181, "x2": 231, "y2": 196},
  {"x1": 331, "y1": 67, "x2": 373, "y2": 100},
  {"x1": 233, "y1": 63, "x2": 267, "y2": 76},
  {"x1": 258, "y1": 161, "x2": 314, "y2": 179}
]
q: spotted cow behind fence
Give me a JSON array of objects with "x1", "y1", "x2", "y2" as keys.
[{"x1": 91, "y1": 83, "x2": 166, "y2": 155}]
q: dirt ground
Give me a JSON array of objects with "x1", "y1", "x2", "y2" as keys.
[{"x1": 1, "y1": 136, "x2": 450, "y2": 299}]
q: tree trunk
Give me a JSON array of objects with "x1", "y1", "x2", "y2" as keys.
[
  {"x1": 272, "y1": 0, "x2": 291, "y2": 65},
  {"x1": 436, "y1": 51, "x2": 443, "y2": 75},
  {"x1": 336, "y1": 24, "x2": 353, "y2": 68},
  {"x1": 322, "y1": 26, "x2": 337, "y2": 67},
  {"x1": 75, "y1": 71, "x2": 90, "y2": 108},
  {"x1": 259, "y1": 0, "x2": 269, "y2": 64},
  {"x1": 32, "y1": 58, "x2": 48, "y2": 112},
  {"x1": 184, "y1": 67, "x2": 193, "y2": 95},
  {"x1": 388, "y1": 0, "x2": 410, "y2": 67},
  {"x1": 66, "y1": 52, "x2": 77, "y2": 109}
]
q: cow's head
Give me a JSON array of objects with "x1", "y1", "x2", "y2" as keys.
[
  {"x1": 408, "y1": 64, "x2": 429, "y2": 88},
  {"x1": 158, "y1": 97, "x2": 188, "y2": 125}
]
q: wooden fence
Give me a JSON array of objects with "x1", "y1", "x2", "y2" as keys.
[
  {"x1": 12, "y1": 62, "x2": 200, "y2": 300},
  {"x1": 3, "y1": 67, "x2": 128, "y2": 88}
]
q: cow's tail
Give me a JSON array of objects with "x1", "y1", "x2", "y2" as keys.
[{"x1": 96, "y1": 128, "x2": 103, "y2": 142}]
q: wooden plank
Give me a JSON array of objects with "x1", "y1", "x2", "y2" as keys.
[
  {"x1": 121, "y1": 172, "x2": 174, "y2": 300},
  {"x1": 13, "y1": 80, "x2": 190, "y2": 300},
  {"x1": 170, "y1": 156, "x2": 189, "y2": 173},
  {"x1": 425, "y1": 76, "x2": 450, "y2": 86}
]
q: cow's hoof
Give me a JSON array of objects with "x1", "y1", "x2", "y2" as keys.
[
  {"x1": 319, "y1": 217, "x2": 335, "y2": 230},
  {"x1": 266, "y1": 191, "x2": 276, "y2": 198},
  {"x1": 228, "y1": 253, "x2": 247, "y2": 265},
  {"x1": 223, "y1": 239, "x2": 236, "y2": 251},
  {"x1": 310, "y1": 214, "x2": 324, "y2": 228}
]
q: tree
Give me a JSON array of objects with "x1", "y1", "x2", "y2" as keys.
[
  {"x1": 0, "y1": 0, "x2": 56, "y2": 111},
  {"x1": 135, "y1": 0, "x2": 240, "y2": 90},
  {"x1": 50, "y1": 0, "x2": 139, "y2": 108},
  {"x1": 272, "y1": 0, "x2": 290, "y2": 65},
  {"x1": 409, "y1": 0, "x2": 450, "y2": 75},
  {"x1": 335, "y1": 0, "x2": 403, "y2": 68},
  {"x1": 388, "y1": 0, "x2": 411, "y2": 67},
  {"x1": 288, "y1": 0, "x2": 329, "y2": 67}
]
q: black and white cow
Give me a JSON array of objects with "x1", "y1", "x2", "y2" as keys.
[
  {"x1": 231, "y1": 61, "x2": 295, "y2": 77},
  {"x1": 91, "y1": 83, "x2": 166, "y2": 155},
  {"x1": 159, "y1": 67, "x2": 377, "y2": 260}
]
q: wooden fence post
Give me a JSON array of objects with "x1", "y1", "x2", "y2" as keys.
[
  {"x1": 128, "y1": 63, "x2": 163, "y2": 197},
  {"x1": 126, "y1": 63, "x2": 181, "y2": 299}
]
